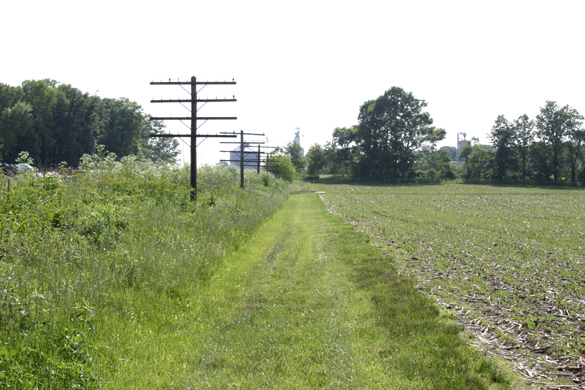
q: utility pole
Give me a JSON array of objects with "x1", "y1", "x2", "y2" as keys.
[
  {"x1": 150, "y1": 76, "x2": 237, "y2": 202},
  {"x1": 219, "y1": 130, "x2": 265, "y2": 188},
  {"x1": 256, "y1": 145, "x2": 275, "y2": 173}
]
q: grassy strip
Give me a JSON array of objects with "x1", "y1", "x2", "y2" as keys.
[{"x1": 104, "y1": 192, "x2": 509, "y2": 389}]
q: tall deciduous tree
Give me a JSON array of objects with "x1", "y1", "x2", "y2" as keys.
[
  {"x1": 490, "y1": 115, "x2": 516, "y2": 179},
  {"x1": 536, "y1": 101, "x2": 583, "y2": 180},
  {"x1": 98, "y1": 98, "x2": 149, "y2": 158},
  {"x1": 513, "y1": 114, "x2": 534, "y2": 180},
  {"x1": 284, "y1": 141, "x2": 305, "y2": 172},
  {"x1": 306, "y1": 143, "x2": 326, "y2": 178},
  {"x1": 147, "y1": 119, "x2": 180, "y2": 164},
  {"x1": 0, "y1": 101, "x2": 39, "y2": 162},
  {"x1": 0, "y1": 83, "x2": 22, "y2": 119},
  {"x1": 530, "y1": 141, "x2": 553, "y2": 180},
  {"x1": 416, "y1": 147, "x2": 455, "y2": 179},
  {"x1": 565, "y1": 128, "x2": 585, "y2": 182},
  {"x1": 20, "y1": 79, "x2": 61, "y2": 165},
  {"x1": 355, "y1": 87, "x2": 445, "y2": 180},
  {"x1": 56, "y1": 83, "x2": 102, "y2": 165},
  {"x1": 332, "y1": 126, "x2": 358, "y2": 175}
]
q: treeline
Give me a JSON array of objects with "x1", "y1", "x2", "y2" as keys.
[
  {"x1": 0, "y1": 79, "x2": 179, "y2": 167},
  {"x1": 459, "y1": 101, "x2": 584, "y2": 182},
  {"x1": 304, "y1": 87, "x2": 584, "y2": 183}
]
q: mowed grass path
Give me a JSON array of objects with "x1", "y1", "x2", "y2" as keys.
[{"x1": 106, "y1": 193, "x2": 508, "y2": 389}]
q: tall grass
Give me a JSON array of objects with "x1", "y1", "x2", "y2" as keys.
[{"x1": 0, "y1": 156, "x2": 288, "y2": 389}]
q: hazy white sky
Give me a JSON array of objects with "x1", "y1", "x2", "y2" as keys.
[{"x1": 2, "y1": 0, "x2": 584, "y2": 165}]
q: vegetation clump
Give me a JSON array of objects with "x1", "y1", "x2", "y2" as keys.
[
  {"x1": 0, "y1": 80, "x2": 179, "y2": 167},
  {"x1": 0, "y1": 152, "x2": 287, "y2": 388}
]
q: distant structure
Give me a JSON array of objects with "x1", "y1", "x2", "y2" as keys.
[
  {"x1": 229, "y1": 143, "x2": 257, "y2": 169},
  {"x1": 294, "y1": 127, "x2": 305, "y2": 157},
  {"x1": 457, "y1": 132, "x2": 470, "y2": 158}
]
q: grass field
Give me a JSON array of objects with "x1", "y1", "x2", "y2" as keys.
[
  {"x1": 104, "y1": 190, "x2": 510, "y2": 389},
  {"x1": 310, "y1": 182, "x2": 585, "y2": 387}
]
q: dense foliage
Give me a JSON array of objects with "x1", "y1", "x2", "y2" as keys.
[
  {"x1": 353, "y1": 87, "x2": 446, "y2": 180},
  {"x1": 265, "y1": 154, "x2": 296, "y2": 182},
  {"x1": 305, "y1": 88, "x2": 584, "y2": 183},
  {"x1": 0, "y1": 80, "x2": 179, "y2": 167},
  {"x1": 0, "y1": 157, "x2": 288, "y2": 388},
  {"x1": 307, "y1": 87, "x2": 450, "y2": 181}
]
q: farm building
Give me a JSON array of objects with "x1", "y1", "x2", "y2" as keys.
[{"x1": 229, "y1": 143, "x2": 258, "y2": 169}]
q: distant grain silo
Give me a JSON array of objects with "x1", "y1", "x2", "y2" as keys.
[
  {"x1": 230, "y1": 143, "x2": 257, "y2": 169},
  {"x1": 294, "y1": 128, "x2": 305, "y2": 157}
]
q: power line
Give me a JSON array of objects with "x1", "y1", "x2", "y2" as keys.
[{"x1": 150, "y1": 76, "x2": 237, "y2": 202}]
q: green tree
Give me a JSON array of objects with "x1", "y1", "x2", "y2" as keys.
[
  {"x1": 306, "y1": 143, "x2": 327, "y2": 178},
  {"x1": 98, "y1": 98, "x2": 149, "y2": 158},
  {"x1": 536, "y1": 101, "x2": 583, "y2": 180},
  {"x1": 564, "y1": 141, "x2": 582, "y2": 182},
  {"x1": 490, "y1": 115, "x2": 516, "y2": 179},
  {"x1": 460, "y1": 139, "x2": 494, "y2": 179},
  {"x1": 283, "y1": 141, "x2": 306, "y2": 172},
  {"x1": 332, "y1": 126, "x2": 358, "y2": 175},
  {"x1": 416, "y1": 148, "x2": 455, "y2": 179},
  {"x1": 439, "y1": 146, "x2": 457, "y2": 161},
  {"x1": 0, "y1": 101, "x2": 39, "y2": 163},
  {"x1": 20, "y1": 79, "x2": 62, "y2": 165},
  {"x1": 266, "y1": 154, "x2": 296, "y2": 182},
  {"x1": 1, "y1": 79, "x2": 170, "y2": 167},
  {"x1": 565, "y1": 118, "x2": 584, "y2": 182},
  {"x1": 513, "y1": 114, "x2": 534, "y2": 180},
  {"x1": 530, "y1": 141, "x2": 553, "y2": 180},
  {"x1": 355, "y1": 87, "x2": 445, "y2": 180},
  {"x1": 147, "y1": 119, "x2": 180, "y2": 163},
  {"x1": 1, "y1": 80, "x2": 101, "y2": 166},
  {"x1": 0, "y1": 83, "x2": 22, "y2": 120},
  {"x1": 55, "y1": 83, "x2": 103, "y2": 165}
]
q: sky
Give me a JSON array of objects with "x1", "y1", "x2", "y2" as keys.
[{"x1": 2, "y1": 0, "x2": 584, "y2": 166}]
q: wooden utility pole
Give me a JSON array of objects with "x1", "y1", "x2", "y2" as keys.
[
  {"x1": 219, "y1": 130, "x2": 265, "y2": 188},
  {"x1": 254, "y1": 145, "x2": 275, "y2": 173},
  {"x1": 150, "y1": 76, "x2": 237, "y2": 201}
]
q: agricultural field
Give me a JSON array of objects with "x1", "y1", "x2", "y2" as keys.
[{"x1": 314, "y1": 182, "x2": 585, "y2": 387}]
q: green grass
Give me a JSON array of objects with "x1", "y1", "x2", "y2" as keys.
[{"x1": 103, "y1": 191, "x2": 509, "y2": 389}]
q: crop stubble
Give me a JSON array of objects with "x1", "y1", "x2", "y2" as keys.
[{"x1": 319, "y1": 184, "x2": 585, "y2": 387}]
